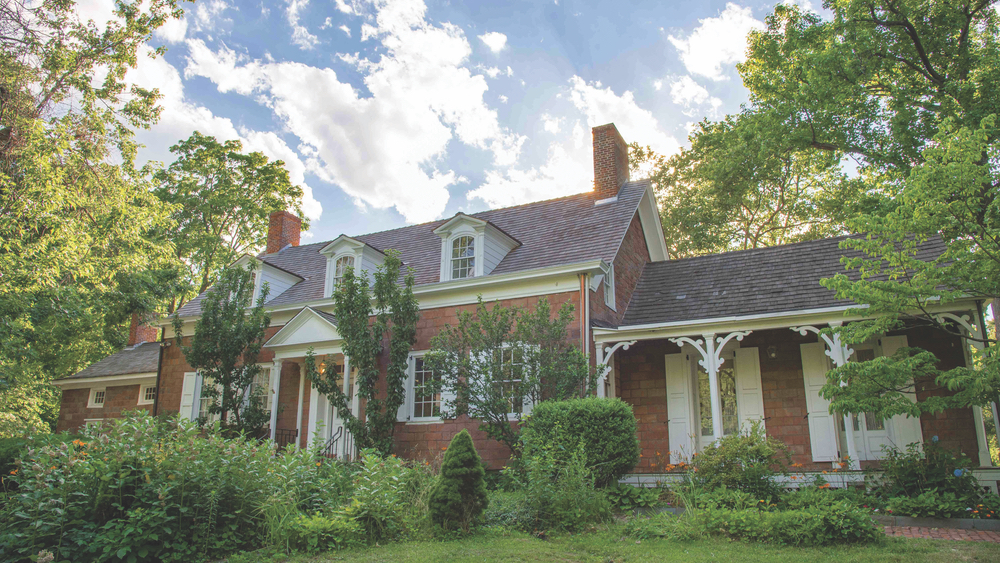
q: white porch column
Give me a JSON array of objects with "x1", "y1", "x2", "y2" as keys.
[
  {"x1": 791, "y1": 324, "x2": 861, "y2": 470},
  {"x1": 307, "y1": 370, "x2": 319, "y2": 444},
  {"x1": 268, "y1": 359, "x2": 282, "y2": 440},
  {"x1": 295, "y1": 363, "x2": 305, "y2": 446},
  {"x1": 669, "y1": 331, "x2": 751, "y2": 443}
]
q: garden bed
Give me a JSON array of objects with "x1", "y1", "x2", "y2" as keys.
[{"x1": 872, "y1": 515, "x2": 1000, "y2": 530}]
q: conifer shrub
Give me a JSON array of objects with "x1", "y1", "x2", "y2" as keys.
[
  {"x1": 428, "y1": 430, "x2": 489, "y2": 532},
  {"x1": 520, "y1": 397, "x2": 639, "y2": 487}
]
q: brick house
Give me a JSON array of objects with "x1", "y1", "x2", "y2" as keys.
[{"x1": 54, "y1": 123, "x2": 998, "y2": 482}]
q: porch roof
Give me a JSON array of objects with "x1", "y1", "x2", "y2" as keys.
[{"x1": 619, "y1": 235, "x2": 948, "y2": 327}]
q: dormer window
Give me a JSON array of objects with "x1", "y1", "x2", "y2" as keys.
[
  {"x1": 451, "y1": 236, "x2": 476, "y2": 279},
  {"x1": 433, "y1": 213, "x2": 520, "y2": 283},
  {"x1": 333, "y1": 255, "x2": 355, "y2": 289},
  {"x1": 320, "y1": 235, "x2": 385, "y2": 298}
]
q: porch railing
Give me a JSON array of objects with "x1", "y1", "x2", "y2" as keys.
[
  {"x1": 274, "y1": 428, "x2": 298, "y2": 450},
  {"x1": 321, "y1": 426, "x2": 355, "y2": 461}
]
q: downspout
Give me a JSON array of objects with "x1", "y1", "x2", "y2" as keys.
[
  {"x1": 976, "y1": 299, "x2": 1000, "y2": 463},
  {"x1": 153, "y1": 336, "x2": 166, "y2": 416}
]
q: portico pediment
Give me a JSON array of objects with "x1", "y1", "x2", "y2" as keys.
[{"x1": 265, "y1": 307, "x2": 342, "y2": 354}]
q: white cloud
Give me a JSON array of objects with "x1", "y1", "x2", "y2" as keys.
[
  {"x1": 568, "y1": 76, "x2": 679, "y2": 156},
  {"x1": 478, "y1": 31, "x2": 507, "y2": 54},
  {"x1": 321, "y1": 17, "x2": 332, "y2": 29},
  {"x1": 653, "y1": 79, "x2": 663, "y2": 91},
  {"x1": 335, "y1": 0, "x2": 354, "y2": 14},
  {"x1": 185, "y1": 0, "x2": 523, "y2": 223},
  {"x1": 477, "y1": 65, "x2": 502, "y2": 78},
  {"x1": 339, "y1": 24, "x2": 351, "y2": 37},
  {"x1": 155, "y1": 14, "x2": 188, "y2": 43},
  {"x1": 541, "y1": 114, "x2": 561, "y2": 134},
  {"x1": 193, "y1": 0, "x2": 231, "y2": 33},
  {"x1": 668, "y1": 75, "x2": 722, "y2": 115},
  {"x1": 127, "y1": 46, "x2": 323, "y2": 221},
  {"x1": 286, "y1": 0, "x2": 319, "y2": 50},
  {"x1": 667, "y1": 3, "x2": 763, "y2": 81},
  {"x1": 471, "y1": 77, "x2": 680, "y2": 208},
  {"x1": 498, "y1": 95, "x2": 508, "y2": 104},
  {"x1": 506, "y1": 66, "x2": 513, "y2": 76}
]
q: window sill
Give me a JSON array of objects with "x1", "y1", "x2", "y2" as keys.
[{"x1": 407, "y1": 418, "x2": 445, "y2": 425}]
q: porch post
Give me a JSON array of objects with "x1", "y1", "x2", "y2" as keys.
[
  {"x1": 937, "y1": 311, "x2": 995, "y2": 467},
  {"x1": 791, "y1": 324, "x2": 861, "y2": 470},
  {"x1": 596, "y1": 345, "x2": 606, "y2": 398},
  {"x1": 295, "y1": 362, "x2": 305, "y2": 444},
  {"x1": 597, "y1": 340, "x2": 636, "y2": 400},
  {"x1": 342, "y1": 354, "x2": 353, "y2": 459},
  {"x1": 668, "y1": 331, "x2": 750, "y2": 443},
  {"x1": 269, "y1": 360, "x2": 282, "y2": 440}
]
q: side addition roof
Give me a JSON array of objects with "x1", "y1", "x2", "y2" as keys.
[
  {"x1": 619, "y1": 235, "x2": 949, "y2": 327},
  {"x1": 56, "y1": 342, "x2": 160, "y2": 380}
]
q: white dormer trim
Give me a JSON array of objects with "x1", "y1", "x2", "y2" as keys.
[
  {"x1": 320, "y1": 235, "x2": 386, "y2": 298},
  {"x1": 233, "y1": 255, "x2": 303, "y2": 305},
  {"x1": 433, "y1": 213, "x2": 519, "y2": 282}
]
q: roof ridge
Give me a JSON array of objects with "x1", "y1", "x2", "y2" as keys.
[{"x1": 656, "y1": 234, "x2": 856, "y2": 266}]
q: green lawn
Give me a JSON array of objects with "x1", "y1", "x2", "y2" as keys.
[{"x1": 254, "y1": 530, "x2": 1000, "y2": 563}]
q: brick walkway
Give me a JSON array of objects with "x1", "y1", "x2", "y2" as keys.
[{"x1": 885, "y1": 526, "x2": 1000, "y2": 543}]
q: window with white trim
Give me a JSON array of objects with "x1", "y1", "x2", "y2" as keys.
[
  {"x1": 495, "y1": 347, "x2": 525, "y2": 415},
  {"x1": 603, "y1": 263, "x2": 616, "y2": 309},
  {"x1": 411, "y1": 356, "x2": 441, "y2": 420},
  {"x1": 451, "y1": 236, "x2": 475, "y2": 279},
  {"x1": 88, "y1": 388, "x2": 106, "y2": 408},
  {"x1": 197, "y1": 376, "x2": 220, "y2": 423},
  {"x1": 138, "y1": 384, "x2": 156, "y2": 406},
  {"x1": 333, "y1": 255, "x2": 355, "y2": 289},
  {"x1": 252, "y1": 369, "x2": 272, "y2": 414}
]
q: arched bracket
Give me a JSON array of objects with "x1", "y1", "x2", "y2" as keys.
[
  {"x1": 791, "y1": 324, "x2": 854, "y2": 367},
  {"x1": 933, "y1": 313, "x2": 983, "y2": 351},
  {"x1": 596, "y1": 340, "x2": 637, "y2": 398},
  {"x1": 669, "y1": 331, "x2": 752, "y2": 374}
]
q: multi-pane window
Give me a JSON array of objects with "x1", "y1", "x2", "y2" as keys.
[
  {"x1": 604, "y1": 263, "x2": 615, "y2": 308},
  {"x1": 253, "y1": 370, "x2": 271, "y2": 414},
  {"x1": 333, "y1": 255, "x2": 355, "y2": 289},
  {"x1": 198, "y1": 377, "x2": 219, "y2": 422},
  {"x1": 698, "y1": 365, "x2": 738, "y2": 437},
  {"x1": 494, "y1": 347, "x2": 525, "y2": 415},
  {"x1": 89, "y1": 389, "x2": 106, "y2": 408},
  {"x1": 412, "y1": 357, "x2": 441, "y2": 419},
  {"x1": 138, "y1": 384, "x2": 156, "y2": 405},
  {"x1": 451, "y1": 236, "x2": 475, "y2": 279}
]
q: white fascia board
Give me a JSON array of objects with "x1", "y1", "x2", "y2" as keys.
[
  {"x1": 168, "y1": 260, "x2": 606, "y2": 338},
  {"x1": 593, "y1": 298, "x2": 983, "y2": 343},
  {"x1": 53, "y1": 373, "x2": 158, "y2": 390},
  {"x1": 432, "y1": 213, "x2": 488, "y2": 236},
  {"x1": 638, "y1": 186, "x2": 669, "y2": 262},
  {"x1": 319, "y1": 235, "x2": 382, "y2": 258}
]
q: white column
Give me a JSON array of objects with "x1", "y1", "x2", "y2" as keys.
[
  {"x1": 268, "y1": 360, "x2": 282, "y2": 440},
  {"x1": 598, "y1": 341, "x2": 636, "y2": 400},
  {"x1": 307, "y1": 369, "x2": 319, "y2": 444},
  {"x1": 595, "y1": 344, "x2": 606, "y2": 398},
  {"x1": 791, "y1": 324, "x2": 861, "y2": 470},
  {"x1": 669, "y1": 331, "x2": 751, "y2": 444},
  {"x1": 295, "y1": 363, "x2": 305, "y2": 447}
]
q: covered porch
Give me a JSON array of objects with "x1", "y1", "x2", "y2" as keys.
[{"x1": 594, "y1": 302, "x2": 997, "y2": 480}]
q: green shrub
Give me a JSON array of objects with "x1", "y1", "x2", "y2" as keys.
[
  {"x1": 286, "y1": 511, "x2": 363, "y2": 553},
  {"x1": 700, "y1": 502, "x2": 882, "y2": 545},
  {"x1": 429, "y1": 430, "x2": 488, "y2": 533},
  {"x1": 506, "y1": 441, "x2": 611, "y2": 531},
  {"x1": 482, "y1": 490, "x2": 534, "y2": 529},
  {"x1": 624, "y1": 511, "x2": 704, "y2": 541},
  {"x1": 886, "y1": 490, "x2": 969, "y2": 518},
  {"x1": 0, "y1": 412, "x2": 346, "y2": 562},
  {"x1": 874, "y1": 440, "x2": 980, "y2": 499},
  {"x1": 520, "y1": 397, "x2": 639, "y2": 487},
  {"x1": 346, "y1": 450, "x2": 415, "y2": 542},
  {"x1": 697, "y1": 486, "x2": 766, "y2": 511},
  {"x1": 690, "y1": 423, "x2": 790, "y2": 503},
  {"x1": 606, "y1": 483, "x2": 660, "y2": 512}
]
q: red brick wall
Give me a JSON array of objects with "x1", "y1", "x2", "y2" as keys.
[
  {"x1": 617, "y1": 326, "x2": 981, "y2": 473},
  {"x1": 393, "y1": 290, "x2": 583, "y2": 468},
  {"x1": 266, "y1": 211, "x2": 301, "y2": 254},
  {"x1": 56, "y1": 384, "x2": 153, "y2": 433},
  {"x1": 590, "y1": 212, "x2": 650, "y2": 334}
]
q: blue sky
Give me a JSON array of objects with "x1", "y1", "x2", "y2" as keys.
[{"x1": 88, "y1": 0, "x2": 816, "y2": 242}]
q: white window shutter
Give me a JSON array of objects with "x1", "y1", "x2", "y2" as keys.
[
  {"x1": 800, "y1": 342, "x2": 839, "y2": 462},
  {"x1": 179, "y1": 372, "x2": 197, "y2": 420},
  {"x1": 664, "y1": 353, "x2": 692, "y2": 463},
  {"x1": 881, "y1": 335, "x2": 924, "y2": 450},
  {"x1": 397, "y1": 357, "x2": 413, "y2": 422},
  {"x1": 735, "y1": 347, "x2": 766, "y2": 433}
]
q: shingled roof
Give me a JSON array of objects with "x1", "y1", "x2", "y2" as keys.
[
  {"x1": 57, "y1": 342, "x2": 160, "y2": 380},
  {"x1": 176, "y1": 181, "x2": 649, "y2": 317},
  {"x1": 619, "y1": 235, "x2": 948, "y2": 327}
]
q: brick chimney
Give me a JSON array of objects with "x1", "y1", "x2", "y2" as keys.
[
  {"x1": 592, "y1": 123, "x2": 630, "y2": 200},
  {"x1": 128, "y1": 313, "x2": 158, "y2": 346},
  {"x1": 266, "y1": 210, "x2": 302, "y2": 254}
]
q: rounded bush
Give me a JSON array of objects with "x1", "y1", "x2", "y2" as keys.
[{"x1": 520, "y1": 397, "x2": 639, "y2": 487}]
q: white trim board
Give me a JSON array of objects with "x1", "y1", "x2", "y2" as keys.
[{"x1": 52, "y1": 373, "x2": 157, "y2": 390}]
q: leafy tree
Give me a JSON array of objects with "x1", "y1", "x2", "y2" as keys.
[
  {"x1": 173, "y1": 263, "x2": 271, "y2": 435},
  {"x1": 428, "y1": 429, "x2": 488, "y2": 533},
  {"x1": 630, "y1": 112, "x2": 863, "y2": 257},
  {"x1": 734, "y1": 1, "x2": 1000, "y2": 418},
  {"x1": 425, "y1": 297, "x2": 598, "y2": 455},
  {"x1": 303, "y1": 250, "x2": 419, "y2": 456},
  {"x1": 0, "y1": 0, "x2": 185, "y2": 432},
  {"x1": 154, "y1": 132, "x2": 308, "y2": 312}
]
